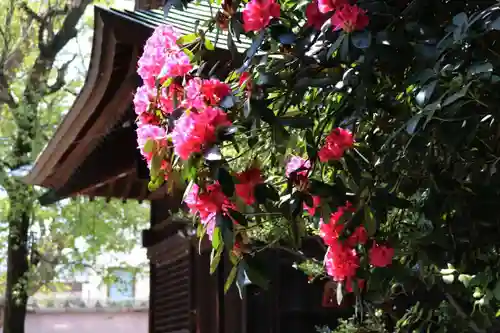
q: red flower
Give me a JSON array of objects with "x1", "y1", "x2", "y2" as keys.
[
  {"x1": 304, "y1": 195, "x2": 321, "y2": 215},
  {"x1": 305, "y1": 0, "x2": 329, "y2": 30},
  {"x1": 331, "y1": 4, "x2": 369, "y2": 33},
  {"x1": 201, "y1": 78, "x2": 232, "y2": 105},
  {"x1": 242, "y1": 0, "x2": 280, "y2": 32},
  {"x1": 317, "y1": 0, "x2": 348, "y2": 14},
  {"x1": 325, "y1": 241, "x2": 359, "y2": 281},
  {"x1": 318, "y1": 127, "x2": 354, "y2": 162},
  {"x1": 347, "y1": 226, "x2": 368, "y2": 247},
  {"x1": 369, "y1": 243, "x2": 394, "y2": 267},
  {"x1": 319, "y1": 202, "x2": 354, "y2": 246},
  {"x1": 239, "y1": 72, "x2": 252, "y2": 90},
  {"x1": 235, "y1": 167, "x2": 264, "y2": 205}
]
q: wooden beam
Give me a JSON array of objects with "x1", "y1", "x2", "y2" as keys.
[
  {"x1": 121, "y1": 173, "x2": 134, "y2": 201},
  {"x1": 78, "y1": 168, "x2": 134, "y2": 196}
]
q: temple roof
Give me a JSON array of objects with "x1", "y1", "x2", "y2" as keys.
[{"x1": 24, "y1": 3, "x2": 247, "y2": 204}]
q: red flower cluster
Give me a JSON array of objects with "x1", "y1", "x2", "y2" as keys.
[
  {"x1": 331, "y1": 4, "x2": 369, "y2": 33},
  {"x1": 369, "y1": 243, "x2": 394, "y2": 267},
  {"x1": 171, "y1": 107, "x2": 232, "y2": 160},
  {"x1": 318, "y1": 127, "x2": 354, "y2": 162},
  {"x1": 184, "y1": 183, "x2": 236, "y2": 239},
  {"x1": 305, "y1": 0, "x2": 330, "y2": 30},
  {"x1": 319, "y1": 202, "x2": 395, "y2": 292},
  {"x1": 306, "y1": 0, "x2": 369, "y2": 33},
  {"x1": 242, "y1": 0, "x2": 280, "y2": 32},
  {"x1": 320, "y1": 203, "x2": 367, "y2": 282},
  {"x1": 235, "y1": 167, "x2": 264, "y2": 205}
]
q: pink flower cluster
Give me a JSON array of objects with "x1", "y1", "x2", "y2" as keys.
[
  {"x1": 319, "y1": 202, "x2": 394, "y2": 294},
  {"x1": 306, "y1": 0, "x2": 369, "y2": 33},
  {"x1": 134, "y1": 24, "x2": 235, "y2": 169}
]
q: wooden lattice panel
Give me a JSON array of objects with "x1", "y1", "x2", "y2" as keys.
[{"x1": 152, "y1": 254, "x2": 192, "y2": 333}]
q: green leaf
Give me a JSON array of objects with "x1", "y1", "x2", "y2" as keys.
[
  {"x1": 277, "y1": 116, "x2": 314, "y2": 128},
  {"x1": 491, "y1": 17, "x2": 500, "y2": 30},
  {"x1": 493, "y1": 280, "x2": 500, "y2": 301},
  {"x1": 228, "y1": 209, "x2": 248, "y2": 226},
  {"x1": 150, "y1": 154, "x2": 162, "y2": 176},
  {"x1": 224, "y1": 263, "x2": 238, "y2": 293},
  {"x1": 363, "y1": 207, "x2": 377, "y2": 237},
  {"x1": 351, "y1": 30, "x2": 372, "y2": 49},
  {"x1": 254, "y1": 183, "x2": 280, "y2": 204},
  {"x1": 178, "y1": 33, "x2": 198, "y2": 45},
  {"x1": 204, "y1": 37, "x2": 215, "y2": 50},
  {"x1": 442, "y1": 274, "x2": 455, "y2": 284},
  {"x1": 458, "y1": 274, "x2": 473, "y2": 288},
  {"x1": 235, "y1": 260, "x2": 269, "y2": 298},
  {"x1": 204, "y1": 146, "x2": 223, "y2": 161},
  {"x1": 143, "y1": 139, "x2": 155, "y2": 154},
  {"x1": 217, "y1": 167, "x2": 235, "y2": 197},
  {"x1": 246, "y1": 30, "x2": 265, "y2": 60},
  {"x1": 210, "y1": 243, "x2": 223, "y2": 274},
  {"x1": 406, "y1": 113, "x2": 423, "y2": 135},
  {"x1": 321, "y1": 203, "x2": 332, "y2": 223},
  {"x1": 183, "y1": 48, "x2": 195, "y2": 61},
  {"x1": 327, "y1": 33, "x2": 345, "y2": 58},
  {"x1": 211, "y1": 226, "x2": 222, "y2": 249},
  {"x1": 216, "y1": 213, "x2": 234, "y2": 252}
]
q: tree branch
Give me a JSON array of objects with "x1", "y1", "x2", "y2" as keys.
[
  {"x1": 47, "y1": 54, "x2": 76, "y2": 95},
  {"x1": 23, "y1": 0, "x2": 92, "y2": 105}
]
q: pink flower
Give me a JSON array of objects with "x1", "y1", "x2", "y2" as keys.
[
  {"x1": 285, "y1": 156, "x2": 311, "y2": 178},
  {"x1": 318, "y1": 127, "x2": 354, "y2": 162},
  {"x1": 347, "y1": 226, "x2": 368, "y2": 247},
  {"x1": 369, "y1": 243, "x2": 394, "y2": 267},
  {"x1": 136, "y1": 124, "x2": 167, "y2": 164},
  {"x1": 325, "y1": 241, "x2": 359, "y2": 281},
  {"x1": 242, "y1": 0, "x2": 280, "y2": 32},
  {"x1": 184, "y1": 78, "x2": 206, "y2": 110},
  {"x1": 317, "y1": 0, "x2": 347, "y2": 14},
  {"x1": 133, "y1": 85, "x2": 152, "y2": 116},
  {"x1": 304, "y1": 195, "x2": 321, "y2": 215},
  {"x1": 158, "y1": 51, "x2": 192, "y2": 79},
  {"x1": 306, "y1": 0, "x2": 330, "y2": 30},
  {"x1": 331, "y1": 4, "x2": 369, "y2": 33},
  {"x1": 159, "y1": 82, "x2": 184, "y2": 114},
  {"x1": 184, "y1": 183, "x2": 236, "y2": 239},
  {"x1": 137, "y1": 25, "x2": 182, "y2": 89},
  {"x1": 235, "y1": 167, "x2": 264, "y2": 205},
  {"x1": 171, "y1": 107, "x2": 232, "y2": 160},
  {"x1": 319, "y1": 202, "x2": 354, "y2": 246}
]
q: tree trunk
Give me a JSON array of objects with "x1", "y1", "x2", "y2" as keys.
[{"x1": 3, "y1": 179, "x2": 32, "y2": 333}]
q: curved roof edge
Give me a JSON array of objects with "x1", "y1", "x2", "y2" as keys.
[{"x1": 24, "y1": 6, "x2": 115, "y2": 187}]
